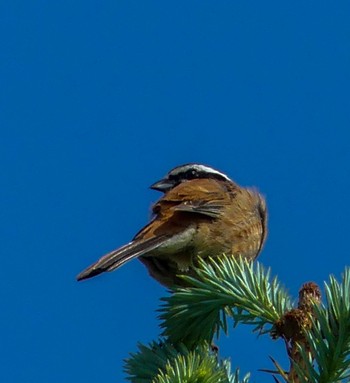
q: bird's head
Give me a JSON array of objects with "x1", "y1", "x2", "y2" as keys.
[{"x1": 150, "y1": 163, "x2": 232, "y2": 192}]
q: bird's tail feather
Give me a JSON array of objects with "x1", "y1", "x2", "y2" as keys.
[{"x1": 76, "y1": 236, "x2": 168, "y2": 281}]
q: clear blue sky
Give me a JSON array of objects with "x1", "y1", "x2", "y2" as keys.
[{"x1": 1, "y1": 2, "x2": 350, "y2": 382}]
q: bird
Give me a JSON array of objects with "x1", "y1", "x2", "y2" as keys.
[{"x1": 76, "y1": 163, "x2": 267, "y2": 287}]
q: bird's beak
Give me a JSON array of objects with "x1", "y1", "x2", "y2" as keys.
[{"x1": 150, "y1": 178, "x2": 176, "y2": 192}]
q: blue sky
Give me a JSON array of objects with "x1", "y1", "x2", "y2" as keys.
[{"x1": 1, "y1": 2, "x2": 350, "y2": 382}]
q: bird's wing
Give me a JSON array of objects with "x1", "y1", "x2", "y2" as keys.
[
  {"x1": 173, "y1": 202, "x2": 223, "y2": 218},
  {"x1": 76, "y1": 235, "x2": 168, "y2": 281},
  {"x1": 153, "y1": 178, "x2": 232, "y2": 218}
]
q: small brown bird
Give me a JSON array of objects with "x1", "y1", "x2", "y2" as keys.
[{"x1": 77, "y1": 164, "x2": 267, "y2": 287}]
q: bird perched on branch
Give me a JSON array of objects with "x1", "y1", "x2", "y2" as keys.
[{"x1": 76, "y1": 163, "x2": 267, "y2": 287}]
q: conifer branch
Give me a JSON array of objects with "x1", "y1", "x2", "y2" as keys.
[
  {"x1": 294, "y1": 268, "x2": 350, "y2": 382},
  {"x1": 159, "y1": 256, "x2": 292, "y2": 346},
  {"x1": 124, "y1": 258, "x2": 350, "y2": 383},
  {"x1": 124, "y1": 341, "x2": 249, "y2": 383}
]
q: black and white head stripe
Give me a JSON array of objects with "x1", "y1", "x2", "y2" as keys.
[
  {"x1": 150, "y1": 163, "x2": 232, "y2": 192},
  {"x1": 167, "y1": 163, "x2": 231, "y2": 183}
]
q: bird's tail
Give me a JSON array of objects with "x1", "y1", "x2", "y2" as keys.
[{"x1": 76, "y1": 236, "x2": 168, "y2": 281}]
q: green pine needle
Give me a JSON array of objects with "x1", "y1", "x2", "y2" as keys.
[
  {"x1": 124, "y1": 341, "x2": 248, "y2": 383},
  {"x1": 153, "y1": 347, "x2": 229, "y2": 383},
  {"x1": 295, "y1": 267, "x2": 350, "y2": 383},
  {"x1": 125, "y1": 259, "x2": 350, "y2": 382},
  {"x1": 125, "y1": 341, "x2": 189, "y2": 383},
  {"x1": 159, "y1": 256, "x2": 292, "y2": 346}
]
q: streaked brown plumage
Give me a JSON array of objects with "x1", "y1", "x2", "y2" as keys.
[{"x1": 77, "y1": 164, "x2": 267, "y2": 287}]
